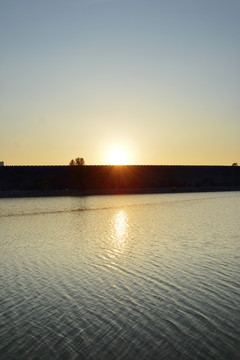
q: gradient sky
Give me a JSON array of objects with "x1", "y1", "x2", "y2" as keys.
[{"x1": 1, "y1": 0, "x2": 239, "y2": 165}]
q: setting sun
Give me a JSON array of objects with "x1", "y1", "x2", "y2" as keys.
[{"x1": 109, "y1": 147, "x2": 128, "y2": 165}]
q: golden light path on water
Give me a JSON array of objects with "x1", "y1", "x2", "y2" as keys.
[{"x1": 110, "y1": 210, "x2": 129, "y2": 256}]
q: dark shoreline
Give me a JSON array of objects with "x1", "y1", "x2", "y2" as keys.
[
  {"x1": 1, "y1": 186, "x2": 240, "y2": 198},
  {"x1": 1, "y1": 165, "x2": 239, "y2": 197}
]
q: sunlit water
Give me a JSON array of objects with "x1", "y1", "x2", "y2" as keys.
[{"x1": 0, "y1": 192, "x2": 240, "y2": 360}]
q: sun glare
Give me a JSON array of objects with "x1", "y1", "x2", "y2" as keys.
[{"x1": 109, "y1": 148, "x2": 128, "y2": 165}]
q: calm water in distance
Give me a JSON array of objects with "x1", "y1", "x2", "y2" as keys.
[{"x1": 1, "y1": 192, "x2": 240, "y2": 360}]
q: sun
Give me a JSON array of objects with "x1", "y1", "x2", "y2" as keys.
[{"x1": 109, "y1": 147, "x2": 128, "y2": 165}]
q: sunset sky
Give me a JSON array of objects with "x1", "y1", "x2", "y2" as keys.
[{"x1": 1, "y1": 0, "x2": 239, "y2": 165}]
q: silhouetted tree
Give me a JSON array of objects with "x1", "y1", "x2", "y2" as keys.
[
  {"x1": 69, "y1": 158, "x2": 85, "y2": 166},
  {"x1": 232, "y1": 162, "x2": 238, "y2": 166},
  {"x1": 69, "y1": 159, "x2": 75, "y2": 166},
  {"x1": 75, "y1": 157, "x2": 85, "y2": 166}
]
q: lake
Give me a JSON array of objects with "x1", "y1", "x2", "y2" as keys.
[{"x1": 0, "y1": 192, "x2": 239, "y2": 359}]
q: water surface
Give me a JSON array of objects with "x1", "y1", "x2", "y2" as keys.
[{"x1": 1, "y1": 192, "x2": 240, "y2": 359}]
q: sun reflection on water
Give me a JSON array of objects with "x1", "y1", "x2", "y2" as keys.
[{"x1": 110, "y1": 210, "x2": 129, "y2": 256}]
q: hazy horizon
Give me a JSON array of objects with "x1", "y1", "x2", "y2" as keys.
[{"x1": 0, "y1": 162, "x2": 238, "y2": 167}]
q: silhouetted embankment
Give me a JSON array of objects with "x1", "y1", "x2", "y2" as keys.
[{"x1": 0, "y1": 165, "x2": 239, "y2": 197}]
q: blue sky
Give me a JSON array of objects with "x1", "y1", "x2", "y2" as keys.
[{"x1": 1, "y1": 0, "x2": 239, "y2": 165}]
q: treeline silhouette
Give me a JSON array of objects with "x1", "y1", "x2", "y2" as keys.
[{"x1": 0, "y1": 165, "x2": 239, "y2": 193}]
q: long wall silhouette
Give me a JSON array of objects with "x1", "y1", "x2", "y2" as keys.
[{"x1": 0, "y1": 165, "x2": 239, "y2": 195}]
